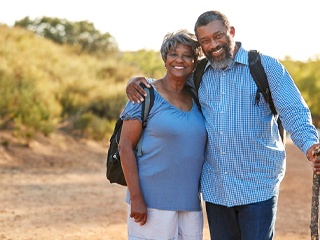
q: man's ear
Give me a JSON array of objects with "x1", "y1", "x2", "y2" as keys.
[{"x1": 229, "y1": 26, "x2": 235, "y2": 37}]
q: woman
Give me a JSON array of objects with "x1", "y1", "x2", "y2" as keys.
[{"x1": 118, "y1": 29, "x2": 207, "y2": 239}]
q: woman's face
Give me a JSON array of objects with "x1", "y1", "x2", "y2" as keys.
[{"x1": 165, "y1": 43, "x2": 196, "y2": 79}]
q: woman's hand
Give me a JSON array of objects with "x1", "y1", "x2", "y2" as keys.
[
  {"x1": 119, "y1": 119, "x2": 147, "y2": 225},
  {"x1": 130, "y1": 196, "x2": 148, "y2": 226}
]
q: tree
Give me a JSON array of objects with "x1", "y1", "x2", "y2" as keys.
[
  {"x1": 14, "y1": 17, "x2": 118, "y2": 57},
  {"x1": 121, "y1": 49, "x2": 165, "y2": 79}
]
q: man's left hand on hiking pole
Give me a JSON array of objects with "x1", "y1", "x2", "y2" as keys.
[{"x1": 307, "y1": 143, "x2": 320, "y2": 174}]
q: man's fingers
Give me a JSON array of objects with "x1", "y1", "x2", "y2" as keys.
[
  {"x1": 138, "y1": 79, "x2": 151, "y2": 89},
  {"x1": 126, "y1": 78, "x2": 149, "y2": 104},
  {"x1": 128, "y1": 93, "x2": 144, "y2": 104}
]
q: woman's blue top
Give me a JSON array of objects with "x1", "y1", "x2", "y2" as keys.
[{"x1": 120, "y1": 87, "x2": 207, "y2": 211}]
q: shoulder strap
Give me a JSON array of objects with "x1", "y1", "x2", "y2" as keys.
[
  {"x1": 184, "y1": 85, "x2": 201, "y2": 111},
  {"x1": 248, "y1": 50, "x2": 285, "y2": 142},
  {"x1": 248, "y1": 50, "x2": 276, "y2": 115},
  {"x1": 136, "y1": 86, "x2": 155, "y2": 156},
  {"x1": 141, "y1": 86, "x2": 155, "y2": 128},
  {"x1": 193, "y1": 58, "x2": 208, "y2": 94}
]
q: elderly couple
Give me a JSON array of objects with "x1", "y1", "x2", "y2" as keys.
[{"x1": 117, "y1": 10, "x2": 320, "y2": 240}]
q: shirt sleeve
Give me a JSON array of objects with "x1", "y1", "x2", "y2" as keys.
[
  {"x1": 262, "y1": 55, "x2": 319, "y2": 153},
  {"x1": 120, "y1": 101, "x2": 143, "y2": 123}
]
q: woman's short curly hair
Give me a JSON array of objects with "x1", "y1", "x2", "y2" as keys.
[{"x1": 160, "y1": 29, "x2": 202, "y2": 62}]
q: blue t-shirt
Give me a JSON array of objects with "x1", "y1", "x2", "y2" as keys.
[{"x1": 120, "y1": 87, "x2": 207, "y2": 211}]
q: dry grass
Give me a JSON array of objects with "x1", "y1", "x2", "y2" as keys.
[{"x1": 0, "y1": 133, "x2": 314, "y2": 239}]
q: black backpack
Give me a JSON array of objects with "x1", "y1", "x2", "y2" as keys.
[
  {"x1": 106, "y1": 86, "x2": 155, "y2": 186},
  {"x1": 193, "y1": 50, "x2": 285, "y2": 142}
]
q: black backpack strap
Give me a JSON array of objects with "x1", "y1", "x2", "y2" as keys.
[
  {"x1": 193, "y1": 58, "x2": 208, "y2": 94},
  {"x1": 184, "y1": 85, "x2": 201, "y2": 111},
  {"x1": 141, "y1": 86, "x2": 155, "y2": 128},
  {"x1": 137, "y1": 85, "x2": 155, "y2": 156},
  {"x1": 248, "y1": 50, "x2": 277, "y2": 115},
  {"x1": 248, "y1": 50, "x2": 285, "y2": 142}
]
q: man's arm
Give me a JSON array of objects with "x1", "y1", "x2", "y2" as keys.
[{"x1": 126, "y1": 77, "x2": 151, "y2": 104}]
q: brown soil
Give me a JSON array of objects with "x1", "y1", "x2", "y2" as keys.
[{"x1": 0, "y1": 131, "x2": 315, "y2": 239}]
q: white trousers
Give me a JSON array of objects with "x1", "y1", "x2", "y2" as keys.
[{"x1": 127, "y1": 205, "x2": 203, "y2": 240}]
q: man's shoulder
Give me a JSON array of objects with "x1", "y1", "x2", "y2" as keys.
[
  {"x1": 236, "y1": 42, "x2": 279, "y2": 66},
  {"x1": 197, "y1": 57, "x2": 208, "y2": 65},
  {"x1": 258, "y1": 52, "x2": 283, "y2": 70}
]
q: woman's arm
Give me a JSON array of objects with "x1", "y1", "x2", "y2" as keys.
[{"x1": 118, "y1": 119, "x2": 147, "y2": 225}]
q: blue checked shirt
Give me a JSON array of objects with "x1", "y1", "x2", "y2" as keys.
[{"x1": 194, "y1": 42, "x2": 319, "y2": 207}]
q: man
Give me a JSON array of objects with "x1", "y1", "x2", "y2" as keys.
[{"x1": 126, "y1": 10, "x2": 320, "y2": 239}]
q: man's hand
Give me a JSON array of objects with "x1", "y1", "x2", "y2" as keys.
[
  {"x1": 307, "y1": 143, "x2": 320, "y2": 174},
  {"x1": 126, "y1": 77, "x2": 151, "y2": 104}
]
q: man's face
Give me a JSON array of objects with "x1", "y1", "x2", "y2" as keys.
[{"x1": 196, "y1": 20, "x2": 235, "y2": 69}]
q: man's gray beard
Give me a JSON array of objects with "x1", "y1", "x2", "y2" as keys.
[
  {"x1": 208, "y1": 57, "x2": 233, "y2": 70},
  {"x1": 207, "y1": 39, "x2": 235, "y2": 70}
]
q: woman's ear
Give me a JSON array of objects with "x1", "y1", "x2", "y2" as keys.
[{"x1": 193, "y1": 60, "x2": 198, "y2": 72}]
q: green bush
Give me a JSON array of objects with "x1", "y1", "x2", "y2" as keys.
[
  {"x1": 1, "y1": 23, "x2": 319, "y2": 142},
  {"x1": 73, "y1": 112, "x2": 115, "y2": 140},
  {"x1": 0, "y1": 75, "x2": 58, "y2": 136}
]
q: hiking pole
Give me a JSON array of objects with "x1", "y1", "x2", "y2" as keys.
[{"x1": 310, "y1": 146, "x2": 320, "y2": 240}]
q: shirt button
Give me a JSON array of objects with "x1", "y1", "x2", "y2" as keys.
[
  {"x1": 220, "y1": 132, "x2": 223, "y2": 135},
  {"x1": 224, "y1": 172, "x2": 228, "y2": 174}
]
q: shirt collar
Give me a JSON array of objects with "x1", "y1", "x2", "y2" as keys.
[{"x1": 233, "y1": 42, "x2": 248, "y2": 66}]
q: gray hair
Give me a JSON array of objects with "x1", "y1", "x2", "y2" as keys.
[
  {"x1": 194, "y1": 10, "x2": 231, "y2": 38},
  {"x1": 160, "y1": 29, "x2": 202, "y2": 62}
]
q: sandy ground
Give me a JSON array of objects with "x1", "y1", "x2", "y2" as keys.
[{"x1": 0, "y1": 132, "x2": 316, "y2": 240}]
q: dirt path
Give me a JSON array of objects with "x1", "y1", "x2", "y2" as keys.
[{"x1": 0, "y1": 133, "x2": 315, "y2": 239}]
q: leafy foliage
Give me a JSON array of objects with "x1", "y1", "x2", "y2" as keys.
[
  {"x1": 1, "y1": 21, "x2": 319, "y2": 141},
  {"x1": 14, "y1": 17, "x2": 118, "y2": 57},
  {"x1": 121, "y1": 49, "x2": 165, "y2": 79},
  {"x1": 282, "y1": 59, "x2": 320, "y2": 126},
  {"x1": 0, "y1": 24, "x2": 141, "y2": 140}
]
